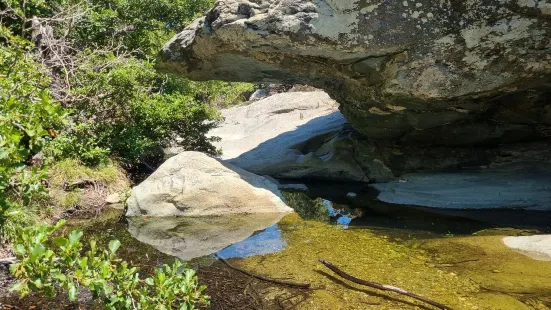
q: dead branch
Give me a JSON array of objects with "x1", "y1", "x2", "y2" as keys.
[
  {"x1": 319, "y1": 259, "x2": 454, "y2": 310},
  {"x1": 63, "y1": 179, "x2": 97, "y2": 191},
  {"x1": 0, "y1": 257, "x2": 18, "y2": 265},
  {"x1": 216, "y1": 255, "x2": 311, "y2": 289}
]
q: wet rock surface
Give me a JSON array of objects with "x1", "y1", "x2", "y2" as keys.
[{"x1": 158, "y1": 0, "x2": 551, "y2": 148}]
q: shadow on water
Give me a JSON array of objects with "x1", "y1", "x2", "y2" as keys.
[{"x1": 280, "y1": 180, "x2": 551, "y2": 238}]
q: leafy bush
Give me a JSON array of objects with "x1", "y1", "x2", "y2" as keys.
[
  {"x1": 10, "y1": 220, "x2": 210, "y2": 309},
  {"x1": 68, "y1": 54, "x2": 222, "y2": 168},
  {"x1": 3, "y1": 0, "x2": 253, "y2": 171},
  {"x1": 43, "y1": 124, "x2": 111, "y2": 167},
  {"x1": 70, "y1": 0, "x2": 215, "y2": 58},
  {"x1": 0, "y1": 26, "x2": 67, "y2": 240}
]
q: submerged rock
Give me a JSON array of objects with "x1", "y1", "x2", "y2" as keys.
[
  {"x1": 503, "y1": 235, "x2": 551, "y2": 261},
  {"x1": 210, "y1": 91, "x2": 371, "y2": 182},
  {"x1": 128, "y1": 213, "x2": 286, "y2": 261},
  {"x1": 158, "y1": 0, "x2": 551, "y2": 147},
  {"x1": 126, "y1": 151, "x2": 292, "y2": 216}
]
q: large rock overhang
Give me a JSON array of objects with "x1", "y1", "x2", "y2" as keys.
[{"x1": 157, "y1": 0, "x2": 551, "y2": 151}]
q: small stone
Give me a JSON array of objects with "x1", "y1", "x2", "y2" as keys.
[
  {"x1": 108, "y1": 203, "x2": 125, "y2": 210},
  {"x1": 346, "y1": 192, "x2": 357, "y2": 198},
  {"x1": 105, "y1": 193, "x2": 121, "y2": 204}
]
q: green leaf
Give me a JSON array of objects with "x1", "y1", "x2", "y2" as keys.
[
  {"x1": 53, "y1": 237, "x2": 69, "y2": 248},
  {"x1": 108, "y1": 240, "x2": 121, "y2": 254},
  {"x1": 53, "y1": 273, "x2": 67, "y2": 282},
  {"x1": 68, "y1": 230, "x2": 83, "y2": 245},
  {"x1": 29, "y1": 244, "x2": 46, "y2": 261},
  {"x1": 68, "y1": 284, "x2": 77, "y2": 301},
  {"x1": 100, "y1": 261, "x2": 109, "y2": 277},
  {"x1": 10, "y1": 282, "x2": 24, "y2": 292},
  {"x1": 14, "y1": 244, "x2": 26, "y2": 256},
  {"x1": 145, "y1": 278, "x2": 154, "y2": 286},
  {"x1": 32, "y1": 278, "x2": 43, "y2": 288}
]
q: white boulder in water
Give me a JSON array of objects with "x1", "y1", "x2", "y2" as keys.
[
  {"x1": 372, "y1": 164, "x2": 551, "y2": 210},
  {"x1": 503, "y1": 235, "x2": 551, "y2": 261},
  {"x1": 126, "y1": 151, "x2": 292, "y2": 217}
]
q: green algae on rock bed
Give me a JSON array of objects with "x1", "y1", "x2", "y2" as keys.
[
  {"x1": 58, "y1": 207, "x2": 551, "y2": 309},
  {"x1": 232, "y1": 214, "x2": 551, "y2": 310},
  {"x1": 421, "y1": 235, "x2": 551, "y2": 308}
]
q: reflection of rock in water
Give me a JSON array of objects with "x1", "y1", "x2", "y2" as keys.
[
  {"x1": 282, "y1": 192, "x2": 330, "y2": 222},
  {"x1": 282, "y1": 191, "x2": 361, "y2": 228},
  {"x1": 127, "y1": 213, "x2": 286, "y2": 261}
]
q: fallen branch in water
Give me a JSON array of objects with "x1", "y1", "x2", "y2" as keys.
[
  {"x1": 319, "y1": 259, "x2": 454, "y2": 310},
  {"x1": 216, "y1": 255, "x2": 311, "y2": 289}
]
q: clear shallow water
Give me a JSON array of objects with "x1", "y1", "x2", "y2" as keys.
[
  {"x1": 215, "y1": 224, "x2": 286, "y2": 259},
  {"x1": 213, "y1": 196, "x2": 354, "y2": 259},
  {"x1": 66, "y1": 185, "x2": 551, "y2": 309}
]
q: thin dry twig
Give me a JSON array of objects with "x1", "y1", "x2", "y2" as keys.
[
  {"x1": 215, "y1": 255, "x2": 311, "y2": 289},
  {"x1": 319, "y1": 259, "x2": 454, "y2": 310}
]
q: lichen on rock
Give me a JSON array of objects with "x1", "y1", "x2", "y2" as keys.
[{"x1": 158, "y1": 0, "x2": 551, "y2": 147}]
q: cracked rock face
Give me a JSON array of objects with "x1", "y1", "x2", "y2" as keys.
[{"x1": 158, "y1": 0, "x2": 551, "y2": 146}]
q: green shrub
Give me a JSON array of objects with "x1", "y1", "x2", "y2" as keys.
[
  {"x1": 67, "y1": 55, "x2": 223, "y2": 168},
  {"x1": 3, "y1": 0, "x2": 252, "y2": 172},
  {"x1": 70, "y1": 0, "x2": 214, "y2": 59},
  {"x1": 10, "y1": 220, "x2": 210, "y2": 309},
  {"x1": 43, "y1": 124, "x2": 111, "y2": 167},
  {"x1": 0, "y1": 26, "x2": 67, "y2": 240}
]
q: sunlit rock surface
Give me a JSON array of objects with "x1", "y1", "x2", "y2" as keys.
[
  {"x1": 503, "y1": 235, "x2": 551, "y2": 261},
  {"x1": 372, "y1": 163, "x2": 551, "y2": 210},
  {"x1": 126, "y1": 151, "x2": 292, "y2": 216},
  {"x1": 127, "y1": 213, "x2": 287, "y2": 261},
  {"x1": 209, "y1": 91, "x2": 371, "y2": 182}
]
